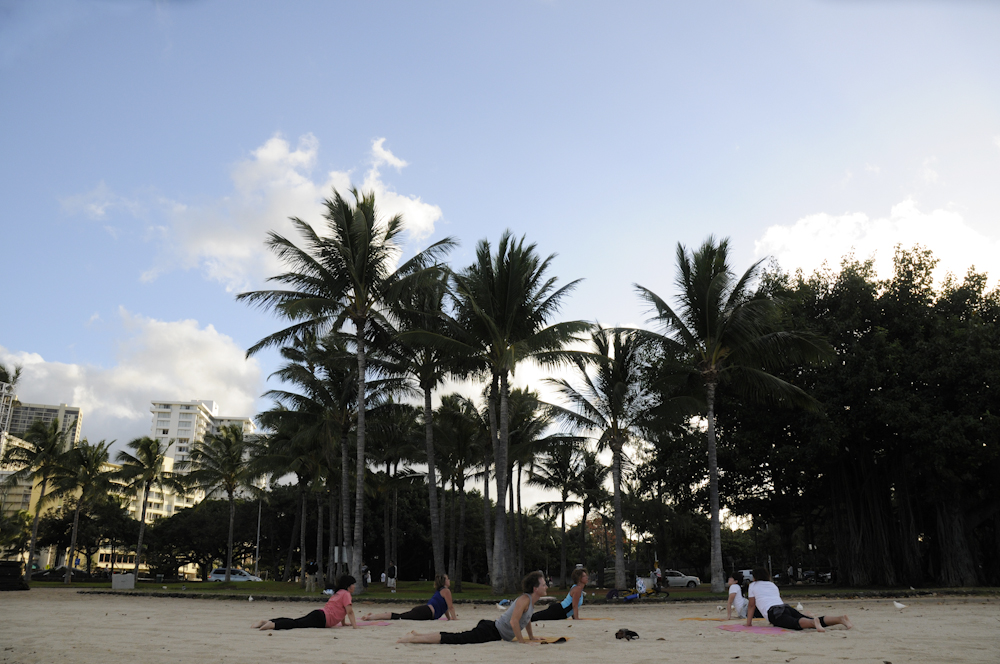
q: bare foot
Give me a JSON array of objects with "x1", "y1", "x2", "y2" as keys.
[
  {"x1": 842, "y1": 616, "x2": 853, "y2": 630},
  {"x1": 257, "y1": 620, "x2": 275, "y2": 631},
  {"x1": 813, "y1": 617, "x2": 825, "y2": 632},
  {"x1": 251, "y1": 620, "x2": 266, "y2": 629},
  {"x1": 361, "y1": 614, "x2": 372, "y2": 621},
  {"x1": 396, "y1": 631, "x2": 419, "y2": 643}
]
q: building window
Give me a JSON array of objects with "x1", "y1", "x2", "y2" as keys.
[{"x1": 160, "y1": 429, "x2": 169, "y2": 435}]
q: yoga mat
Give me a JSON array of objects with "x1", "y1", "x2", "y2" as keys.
[
  {"x1": 345, "y1": 620, "x2": 393, "y2": 627},
  {"x1": 716, "y1": 624, "x2": 788, "y2": 635},
  {"x1": 535, "y1": 636, "x2": 571, "y2": 644},
  {"x1": 680, "y1": 617, "x2": 766, "y2": 622}
]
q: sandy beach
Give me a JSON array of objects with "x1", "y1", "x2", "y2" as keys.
[{"x1": 1, "y1": 590, "x2": 997, "y2": 664}]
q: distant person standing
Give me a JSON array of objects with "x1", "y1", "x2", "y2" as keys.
[{"x1": 386, "y1": 562, "x2": 397, "y2": 592}]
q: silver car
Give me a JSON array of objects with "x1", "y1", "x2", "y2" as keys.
[
  {"x1": 208, "y1": 568, "x2": 262, "y2": 582},
  {"x1": 662, "y1": 569, "x2": 701, "y2": 588}
]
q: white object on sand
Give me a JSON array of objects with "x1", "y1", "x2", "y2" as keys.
[
  {"x1": 796, "y1": 602, "x2": 804, "y2": 611},
  {"x1": 717, "y1": 605, "x2": 725, "y2": 612},
  {"x1": 893, "y1": 601, "x2": 906, "y2": 610},
  {"x1": 249, "y1": 596, "x2": 254, "y2": 602}
]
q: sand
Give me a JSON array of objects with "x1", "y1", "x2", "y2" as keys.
[{"x1": 1, "y1": 590, "x2": 998, "y2": 664}]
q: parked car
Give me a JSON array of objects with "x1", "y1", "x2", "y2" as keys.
[
  {"x1": 662, "y1": 569, "x2": 701, "y2": 588},
  {"x1": 208, "y1": 568, "x2": 262, "y2": 582}
]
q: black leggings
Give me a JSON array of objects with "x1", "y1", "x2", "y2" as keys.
[
  {"x1": 767, "y1": 604, "x2": 826, "y2": 630},
  {"x1": 391, "y1": 605, "x2": 434, "y2": 620},
  {"x1": 439, "y1": 619, "x2": 502, "y2": 645},
  {"x1": 271, "y1": 609, "x2": 327, "y2": 630},
  {"x1": 531, "y1": 602, "x2": 569, "y2": 621}
]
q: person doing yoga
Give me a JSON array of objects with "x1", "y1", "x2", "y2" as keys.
[
  {"x1": 251, "y1": 574, "x2": 359, "y2": 631},
  {"x1": 362, "y1": 573, "x2": 457, "y2": 621},
  {"x1": 531, "y1": 567, "x2": 588, "y2": 621},
  {"x1": 397, "y1": 571, "x2": 547, "y2": 645},
  {"x1": 746, "y1": 568, "x2": 853, "y2": 631}
]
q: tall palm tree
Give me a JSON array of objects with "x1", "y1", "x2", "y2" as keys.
[
  {"x1": 572, "y1": 448, "x2": 611, "y2": 569},
  {"x1": 528, "y1": 441, "x2": 583, "y2": 588},
  {"x1": 1, "y1": 417, "x2": 72, "y2": 582},
  {"x1": 47, "y1": 439, "x2": 120, "y2": 583},
  {"x1": 0, "y1": 363, "x2": 21, "y2": 454},
  {"x1": 546, "y1": 326, "x2": 652, "y2": 590},
  {"x1": 434, "y1": 394, "x2": 489, "y2": 592},
  {"x1": 392, "y1": 272, "x2": 455, "y2": 577},
  {"x1": 451, "y1": 231, "x2": 588, "y2": 592},
  {"x1": 635, "y1": 236, "x2": 832, "y2": 591},
  {"x1": 181, "y1": 424, "x2": 261, "y2": 583},
  {"x1": 238, "y1": 188, "x2": 454, "y2": 587},
  {"x1": 116, "y1": 436, "x2": 180, "y2": 579}
]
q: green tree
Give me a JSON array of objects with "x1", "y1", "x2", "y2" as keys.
[
  {"x1": 635, "y1": 236, "x2": 831, "y2": 591},
  {"x1": 182, "y1": 424, "x2": 261, "y2": 582},
  {"x1": 47, "y1": 439, "x2": 120, "y2": 583},
  {"x1": 528, "y1": 441, "x2": 582, "y2": 587},
  {"x1": 238, "y1": 188, "x2": 454, "y2": 588},
  {"x1": 451, "y1": 231, "x2": 588, "y2": 592},
  {"x1": 116, "y1": 436, "x2": 181, "y2": 579},
  {"x1": 1, "y1": 417, "x2": 73, "y2": 582}
]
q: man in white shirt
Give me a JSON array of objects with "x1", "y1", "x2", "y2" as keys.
[{"x1": 747, "y1": 568, "x2": 853, "y2": 631}]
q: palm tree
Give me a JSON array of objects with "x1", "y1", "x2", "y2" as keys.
[
  {"x1": 238, "y1": 188, "x2": 454, "y2": 587},
  {"x1": 181, "y1": 424, "x2": 260, "y2": 582},
  {"x1": 528, "y1": 441, "x2": 583, "y2": 588},
  {"x1": 545, "y1": 326, "x2": 652, "y2": 590},
  {"x1": 1, "y1": 417, "x2": 72, "y2": 582},
  {"x1": 451, "y1": 231, "x2": 588, "y2": 592},
  {"x1": 116, "y1": 436, "x2": 180, "y2": 579},
  {"x1": 47, "y1": 439, "x2": 120, "y2": 583},
  {"x1": 572, "y1": 448, "x2": 611, "y2": 569},
  {"x1": 0, "y1": 362, "x2": 21, "y2": 452},
  {"x1": 392, "y1": 272, "x2": 455, "y2": 577},
  {"x1": 434, "y1": 394, "x2": 489, "y2": 592},
  {"x1": 635, "y1": 236, "x2": 832, "y2": 591}
]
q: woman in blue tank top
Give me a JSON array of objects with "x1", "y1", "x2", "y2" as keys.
[
  {"x1": 531, "y1": 568, "x2": 588, "y2": 621},
  {"x1": 362, "y1": 574, "x2": 456, "y2": 621}
]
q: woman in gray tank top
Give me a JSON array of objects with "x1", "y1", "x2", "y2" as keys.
[{"x1": 397, "y1": 571, "x2": 547, "y2": 645}]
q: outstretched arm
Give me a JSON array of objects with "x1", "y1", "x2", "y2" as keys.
[
  {"x1": 345, "y1": 604, "x2": 358, "y2": 629},
  {"x1": 726, "y1": 593, "x2": 735, "y2": 620},
  {"x1": 442, "y1": 588, "x2": 457, "y2": 620},
  {"x1": 570, "y1": 585, "x2": 583, "y2": 620},
  {"x1": 745, "y1": 598, "x2": 756, "y2": 627},
  {"x1": 510, "y1": 596, "x2": 530, "y2": 643}
]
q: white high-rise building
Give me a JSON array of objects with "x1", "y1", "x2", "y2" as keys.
[{"x1": 148, "y1": 400, "x2": 256, "y2": 469}]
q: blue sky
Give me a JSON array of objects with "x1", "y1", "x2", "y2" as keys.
[{"x1": 2, "y1": 0, "x2": 999, "y2": 450}]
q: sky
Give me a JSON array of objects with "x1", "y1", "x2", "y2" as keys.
[{"x1": 2, "y1": 0, "x2": 999, "y2": 471}]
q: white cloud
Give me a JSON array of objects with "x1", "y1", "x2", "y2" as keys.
[
  {"x1": 755, "y1": 199, "x2": 1000, "y2": 287},
  {"x1": 864, "y1": 163, "x2": 880, "y2": 174},
  {"x1": 162, "y1": 134, "x2": 441, "y2": 292},
  {"x1": 921, "y1": 157, "x2": 939, "y2": 184},
  {"x1": 0, "y1": 310, "x2": 261, "y2": 450},
  {"x1": 60, "y1": 181, "x2": 141, "y2": 220}
]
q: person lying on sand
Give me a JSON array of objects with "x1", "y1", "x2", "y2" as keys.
[
  {"x1": 252, "y1": 575, "x2": 360, "y2": 631},
  {"x1": 746, "y1": 568, "x2": 853, "y2": 632},
  {"x1": 398, "y1": 571, "x2": 547, "y2": 645},
  {"x1": 531, "y1": 567, "x2": 588, "y2": 621},
  {"x1": 362, "y1": 573, "x2": 457, "y2": 621}
]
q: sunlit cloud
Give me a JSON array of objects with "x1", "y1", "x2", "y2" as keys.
[
  {"x1": 755, "y1": 199, "x2": 1000, "y2": 287},
  {"x1": 0, "y1": 309, "x2": 261, "y2": 449}
]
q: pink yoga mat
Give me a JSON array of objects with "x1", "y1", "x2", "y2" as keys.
[{"x1": 717, "y1": 624, "x2": 788, "y2": 635}]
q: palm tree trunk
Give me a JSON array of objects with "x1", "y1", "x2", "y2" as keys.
[
  {"x1": 456, "y1": 475, "x2": 467, "y2": 592},
  {"x1": 226, "y1": 492, "x2": 236, "y2": 582},
  {"x1": 315, "y1": 493, "x2": 324, "y2": 583},
  {"x1": 449, "y1": 478, "x2": 458, "y2": 582},
  {"x1": 383, "y1": 472, "x2": 391, "y2": 584},
  {"x1": 64, "y1": 501, "x2": 83, "y2": 584},
  {"x1": 328, "y1": 490, "x2": 337, "y2": 583},
  {"x1": 482, "y1": 460, "x2": 493, "y2": 579},
  {"x1": 517, "y1": 465, "x2": 524, "y2": 579},
  {"x1": 579, "y1": 500, "x2": 589, "y2": 569},
  {"x1": 25, "y1": 478, "x2": 48, "y2": 582},
  {"x1": 340, "y1": 431, "x2": 351, "y2": 576},
  {"x1": 490, "y1": 371, "x2": 510, "y2": 593},
  {"x1": 299, "y1": 488, "x2": 308, "y2": 588},
  {"x1": 423, "y1": 386, "x2": 445, "y2": 576},
  {"x1": 391, "y1": 488, "x2": 399, "y2": 574},
  {"x1": 133, "y1": 481, "x2": 150, "y2": 580},
  {"x1": 560, "y1": 489, "x2": 568, "y2": 589},
  {"x1": 282, "y1": 493, "x2": 302, "y2": 582},
  {"x1": 706, "y1": 381, "x2": 724, "y2": 593},
  {"x1": 490, "y1": 373, "x2": 507, "y2": 593},
  {"x1": 611, "y1": 444, "x2": 625, "y2": 590},
  {"x1": 352, "y1": 329, "x2": 367, "y2": 589}
]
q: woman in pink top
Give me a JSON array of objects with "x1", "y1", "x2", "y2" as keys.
[{"x1": 252, "y1": 575, "x2": 359, "y2": 631}]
